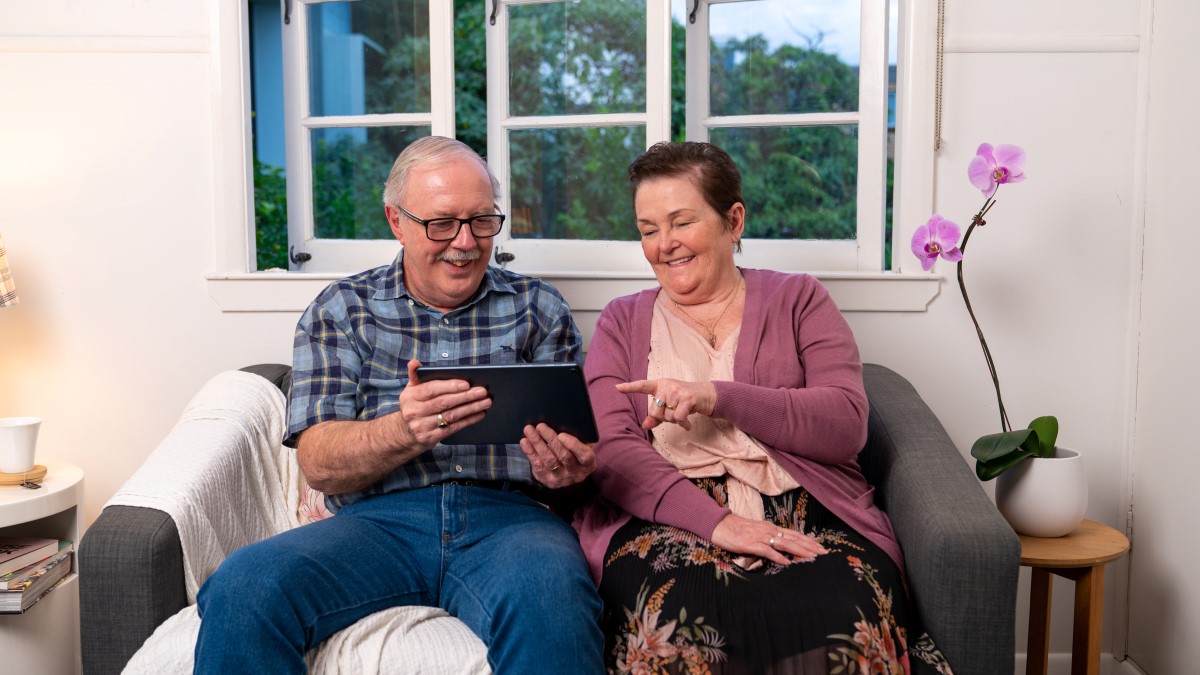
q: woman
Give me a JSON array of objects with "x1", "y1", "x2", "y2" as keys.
[{"x1": 577, "y1": 141, "x2": 953, "y2": 673}]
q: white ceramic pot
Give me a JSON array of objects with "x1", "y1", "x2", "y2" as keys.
[{"x1": 995, "y1": 447, "x2": 1087, "y2": 537}]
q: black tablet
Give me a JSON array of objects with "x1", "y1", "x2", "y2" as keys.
[{"x1": 415, "y1": 362, "x2": 599, "y2": 445}]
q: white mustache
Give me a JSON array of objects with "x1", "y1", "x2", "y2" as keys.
[{"x1": 438, "y1": 249, "x2": 481, "y2": 264}]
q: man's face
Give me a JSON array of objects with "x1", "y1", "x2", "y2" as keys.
[{"x1": 386, "y1": 157, "x2": 497, "y2": 313}]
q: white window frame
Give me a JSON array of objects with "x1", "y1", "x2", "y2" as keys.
[
  {"x1": 280, "y1": 0, "x2": 456, "y2": 272},
  {"x1": 485, "y1": 0, "x2": 671, "y2": 274},
  {"x1": 207, "y1": 0, "x2": 941, "y2": 311},
  {"x1": 686, "y1": 0, "x2": 889, "y2": 273}
]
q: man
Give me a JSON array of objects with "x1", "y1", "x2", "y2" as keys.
[{"x1": 194, "y1": 137, "x2": 604, "y2": 673}]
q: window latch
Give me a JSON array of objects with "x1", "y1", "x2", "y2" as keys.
[
  {"x1": 687, "y1": 0, "x2": 698, "y2": 24},
  {"x1": 495, "y1": 250, "x2": 515, "y2": 266},
  {"x1": 289, "y1": 245, "x2": 312, "y2": 266},
  {"x1": 283, "y1": 0, "x2": 292, "y2": 25},
  {"x1": 490, "y1": 0, "x2": 500, "y2": 26}
]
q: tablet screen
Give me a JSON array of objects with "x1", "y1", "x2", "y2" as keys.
[{"x1": 416, "y1": 362, "x2": 599, "y2": 445}]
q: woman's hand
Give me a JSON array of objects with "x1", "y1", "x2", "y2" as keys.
[
  {"x1": 710, "y1": 513, "x2": 827, "y2": 566},
  {"x1": 519, "y1": 423, "x2": 597, "y2": 489},
  {"x1": 616, "y1": 378, "x2": 718, "y2": 431}
]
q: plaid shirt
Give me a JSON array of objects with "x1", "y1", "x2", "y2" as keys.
[{"x1": 286, "y1": 251, "x2": 582, "y2": 510}]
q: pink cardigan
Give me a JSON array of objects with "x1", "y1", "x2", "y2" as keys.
[{"x1": 575, "y1": 268, "x2": 902, "y2": 582}]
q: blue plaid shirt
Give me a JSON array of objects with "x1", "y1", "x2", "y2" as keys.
[{"x1": 286, "y1": 251, "x2": 582, "y2": 510}]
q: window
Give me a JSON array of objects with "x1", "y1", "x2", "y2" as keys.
[{"x1": 244, "y1": 0, "x2": 908, "y2": 276}]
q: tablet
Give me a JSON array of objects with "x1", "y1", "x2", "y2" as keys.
[{"x1": 415, "y1": 362, "x2": 599, "y2": 445}]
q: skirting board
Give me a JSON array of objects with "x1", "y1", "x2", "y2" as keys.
[{"x1": 1014, "y1": 654, "x2": 1146, "y2": 675}]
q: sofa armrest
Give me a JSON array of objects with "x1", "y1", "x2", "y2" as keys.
[
  {"x1": 79, "y1": 505, "x2": 187, "y2": 675},
  {"x1": 860, "y1": 363, "x2": 1020, "y2": 675},
  {"x1": 79, "y1": 364, "x2": 293, "y2": 675}
]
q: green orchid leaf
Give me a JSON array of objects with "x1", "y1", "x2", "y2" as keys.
[
  {"x1": 970, "y1": 429, "x2": 1035, "y2": 463},
  {"x1": 975, "y1": 448, "x2": 1037, "y2": 481},
  {"x1": 1027, "y1": 416, "x2": 1059, "y2": 456}
]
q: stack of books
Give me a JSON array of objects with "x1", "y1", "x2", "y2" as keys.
[{"x1": 0, "y1": 537, "x2": 75, "y2": 614}]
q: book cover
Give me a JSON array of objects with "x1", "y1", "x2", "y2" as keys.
[
  {"x1": 0, "y1": 551, "x2": 74, "y2": 613},
  {"x1": 0, "y1": 544, "x2": 73, "y2": 590},
  {"x1": 0, "y1": 536, "x2": 58, "y2": 577}
]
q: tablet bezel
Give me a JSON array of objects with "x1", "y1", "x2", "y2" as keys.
[{"x1": 415, "y1": 362, "x2": 598, "y2": 445}]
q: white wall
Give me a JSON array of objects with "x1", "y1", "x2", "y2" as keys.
[
  {"x1": 1124, "y1": 0, "x2": 1200, "y2": 671},
  {"x1": 0, "y1": 0, "x2": 1186, "y2": 670}
]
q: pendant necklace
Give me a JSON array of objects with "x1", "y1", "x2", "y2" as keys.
[{"x1": 672, "y1": 277, "x2": 743, "y2": 348}]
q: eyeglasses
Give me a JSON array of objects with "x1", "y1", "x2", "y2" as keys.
[{"x1": 397, "y1": 206, "x2": 506, "y2": 242}]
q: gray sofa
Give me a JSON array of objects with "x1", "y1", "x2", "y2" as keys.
[{"x1": 78, "y1": 362, "x2": 1019, "y2": 674}]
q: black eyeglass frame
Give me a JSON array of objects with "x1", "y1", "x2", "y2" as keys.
[{"x1": 397, "y1": 205, "x2": 506, "y2": 242}]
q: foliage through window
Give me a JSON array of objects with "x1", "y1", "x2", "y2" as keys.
[{"x1": 249, "y1": 0, "x2": 898, "y2": 273}]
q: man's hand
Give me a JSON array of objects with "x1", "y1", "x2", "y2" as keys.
[
  {"x1": 519, "y1": 423, "x2": 596, "y2": 489},
  {"x1": 397, "y1": 359, "x2": 492, "y2": 450},
  {"x1": 296, "y1": 360, "x2": 493, "y2": 495},
  {"x1": 615, "y1": 378, "x2": 718, "y2": 431}
]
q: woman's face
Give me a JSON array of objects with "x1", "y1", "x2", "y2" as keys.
[{"x1": 634, "y1": 175, "x2": 744, "y2": 302}]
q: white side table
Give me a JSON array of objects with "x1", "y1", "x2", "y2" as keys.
[{"x1": 0, "y1": 460, "x2": 84, "y2": 675}]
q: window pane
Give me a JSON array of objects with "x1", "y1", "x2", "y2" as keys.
[
  {"x1": 508, "y1": 0, "x2": 647, "y2": 117},
  {"x1": 509, "y1": 126, "x2": 644, "y2": 241},
  {"x1": 308, "y1": 0, "x2": 430, "y2": 117},
  {"x1": 709, "y1": 0, "x2": 860, "y2": 116},
  {"x1": 311, "y1": 126, "x2": 430, "y2": 239},
  {"x1": 710, "y1": 125, "x2": 857, "y2": 240}
]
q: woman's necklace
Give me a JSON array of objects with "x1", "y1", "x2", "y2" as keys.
[{"x1": 672, "y1": 277, "x2": 743, "y2": 348}]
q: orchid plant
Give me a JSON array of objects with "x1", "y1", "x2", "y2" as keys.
[{"x1": 912, "y1": 143, "x2": 1060, "y2": 481}]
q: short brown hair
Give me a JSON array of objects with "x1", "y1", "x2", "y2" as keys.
[{"x1": 628, "y1": 141, "x2": 744, "y2": 252}]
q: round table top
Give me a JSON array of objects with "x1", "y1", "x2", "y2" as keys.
[{"x1": 1019, "y1": 519, "x2": 1130, "y2": 568}]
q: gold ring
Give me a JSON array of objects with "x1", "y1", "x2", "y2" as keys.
[
  {"x1": 437, "y1": 414, "x2": 449, "y2": 428},
  {"x1": 654, "y1": 398, "x2": 666, "y2": 408},
  {"x1": 549, "y1": 463, "x2": 562, "y2": 472},
  {"x1": 664, "y1": 403, "x2": 676, "y2": 410}
]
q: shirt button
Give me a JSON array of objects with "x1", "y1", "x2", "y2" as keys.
[
  {"x1": 454, "y1": 464, "x2": 464, "y2": 473},
  {"x1": 441, "y1": 352, "x2": 450, "y2": 358},
  {"x1": 442, "y1": 318, "x2": 450, "y2": 325},
  {"x1": 407, "y1": 299, "x2": 415, "y2": 306}
]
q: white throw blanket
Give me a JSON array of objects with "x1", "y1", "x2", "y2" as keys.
[{"x1": 107, "y1": 370, "x2": 489, "y2": 674}]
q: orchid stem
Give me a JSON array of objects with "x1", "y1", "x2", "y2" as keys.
[{"x1": 957, "y1": 189, "x2": 1012, "y2": 433}]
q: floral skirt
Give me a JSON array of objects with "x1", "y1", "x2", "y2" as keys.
[{"x1": 599, "y1": 477, "x2": 954, "y2": 674}]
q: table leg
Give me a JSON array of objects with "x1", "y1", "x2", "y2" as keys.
[
  {"x1": 1027, "y1": 567, "x2": 1052, "y2": 675},
  {"x1": 1070, "y1": 564, "x2": 1104, "y2": 675}
]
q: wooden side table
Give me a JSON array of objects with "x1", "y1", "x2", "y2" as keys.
[{"x1": 1019, "y1": 519, "x2": 1130, "y2": 675}]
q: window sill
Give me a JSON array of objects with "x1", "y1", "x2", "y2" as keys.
[{"x1": 206, "y1": 271, "x2": 943, "y2": 313}]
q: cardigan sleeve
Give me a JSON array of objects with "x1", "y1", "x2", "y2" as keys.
[
  {"x1": 584, "y1": 297, "x2": 732, "y2": 541},
  {"x1": 711, "y1": 274, "x2": 868, "y2": 465}
]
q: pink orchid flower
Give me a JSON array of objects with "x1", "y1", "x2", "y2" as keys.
[
  {"x1": 967, "y1": 143, "x2": 1026, "y2": 198},
  {"x1": 910, "y1": 214, "x2": 963, "y2": 271}
]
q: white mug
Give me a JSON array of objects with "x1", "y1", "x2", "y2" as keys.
[{"x1": 0, "y1": 417, "x2": 41, "y2": 473}]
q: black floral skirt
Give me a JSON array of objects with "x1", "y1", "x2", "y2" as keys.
[{"x1": 599, "y1": 477, "x2": 954, "y2": 674}]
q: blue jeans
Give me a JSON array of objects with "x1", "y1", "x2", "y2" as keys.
[{"x1": 194, "y1": 483, "x2": 604, "y2": 674}]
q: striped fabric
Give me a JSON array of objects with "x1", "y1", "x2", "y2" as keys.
[
  {"x1": 0, "y1": 233, "x2": 17, "y2": 307},
  {"x1": 286, "y1": 251, "x2": 582, "y2": 511}
]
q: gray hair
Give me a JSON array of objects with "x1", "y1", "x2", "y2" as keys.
[{"x1": 381, "y1": 136, "x2": 501, "y2": 207}]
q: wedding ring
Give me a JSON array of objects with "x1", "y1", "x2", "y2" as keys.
[
  {"x1": 776, "y1": 530, "x2": 785, "y2": 538},
  {"x1": 769, "y1": 537, "x2": 776, "y2": 547},
  {"x1": 549, "y1": 463, "x2": 562, "y2": 472},
  {"x1": 654, "y1": 398, "x2": 667, "y2": 408},
  {"x1": 437, "y1": 413, "x2": 449, "y2": 428},
  {"x1": 664, "y1": 403, "x2": 676, "y2": 410}
]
